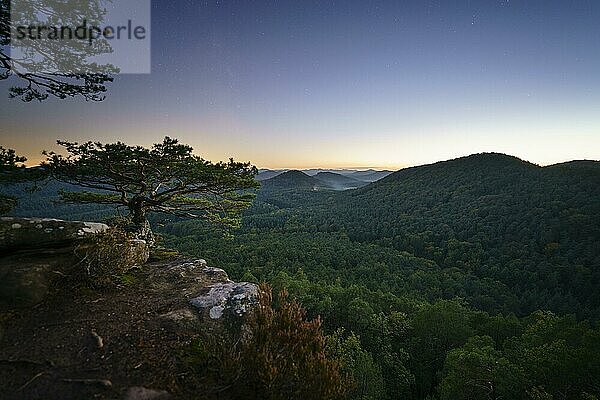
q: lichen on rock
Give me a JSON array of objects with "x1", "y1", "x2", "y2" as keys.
[
  {"x1": 144, "y1": 258, "x2": 259, "y2": 320},
  {"x1": 190, "y1": 281, "x2": 259, "y2": 319}
]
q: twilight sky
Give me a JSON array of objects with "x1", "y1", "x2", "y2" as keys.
[{"x1": 1, "y1": 0, "x2": 599, "y2": 169}]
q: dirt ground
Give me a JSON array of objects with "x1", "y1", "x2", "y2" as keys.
[{"x1": 0, "y1": 251, "x2": 223, "y2": 400}]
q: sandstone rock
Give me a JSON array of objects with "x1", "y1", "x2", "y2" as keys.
[
  {"x1": 190, "y1": 281, "x2": 259, "y2": 319},
  {"x1": 143, "y1": 258, "x2": 259, "y2": 321},
  {"x1": 160, "y1": 308, "x2": 198, "y2": 321},
  {"x1": 0, "y1": 217, "x2": 109, "y2": 251},
  {"x1": 158, "y1": 308, "x2": 201, "y2": 329},
  {"x1": 147, "y1": 259, "x2": 230, "y2": 295},
  {"x1": 121, "y1": 239, "x2": 150, "y2": 266}
]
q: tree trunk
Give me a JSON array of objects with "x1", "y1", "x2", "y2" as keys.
[{"x1": 128, "y1": 199, "x2": 155, "y2": 247}]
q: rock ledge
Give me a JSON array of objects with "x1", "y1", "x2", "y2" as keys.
[{"x1": 0, "y1": 216, "x2": 109, "y2": 251}]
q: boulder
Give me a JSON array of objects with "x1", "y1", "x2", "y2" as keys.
[
  {"x1": 190, "y1": 281, "x2": 259, "y2": 319},
  {"x1": 145, "y1": 259, "x2": 259, "y2": 321},
  {"x1": 0, "y1": 217, "x2": 109, "y2": 251}
]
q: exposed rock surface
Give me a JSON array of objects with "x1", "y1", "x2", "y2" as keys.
[
  {"x1": 126, "y1": 239, "x2": 151, "y2": 266},
  {"x1": 147, "y1": 258, "x2": 259, "y2": 322},
  {"x1": 191, "y1": 281, "x2": 259, "y2": 319},
  {"x1": 0, "y1": 250, "x2": 259, "y2": 400},
  {"x1": 0, "y1": 217, "x2": 108, "y2": 308},
  {"x1": 0, "y1": 217, "x2": 109, "y2": 251},
  {"x1": 0, "y1": 253, "x2": 62, "y2": 307},
  {"x1": 0, "y1": 218, "x2": 150, "y2": 308}
]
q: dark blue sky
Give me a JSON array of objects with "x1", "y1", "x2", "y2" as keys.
[{"x1": 2, "y1": 0, "x2": 599, "y2": 168}]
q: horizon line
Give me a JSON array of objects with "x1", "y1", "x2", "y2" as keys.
[{"x1": 20, "y1": 152, "x2": 600, "y2": 171}]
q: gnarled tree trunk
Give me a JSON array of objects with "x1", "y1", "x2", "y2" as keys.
[{"x1": 128, "y1": 198, "x2": 155, "y2": 247}]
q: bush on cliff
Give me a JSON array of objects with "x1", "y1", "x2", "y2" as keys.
[
  {"x1": 186, "y1": 284, "x2": 350, "y2": 399},
  {"x1": 75, "y1": 228, "x2": 148, "y2": 288}
]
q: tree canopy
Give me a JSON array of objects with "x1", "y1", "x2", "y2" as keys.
[
  {"x1": 0, "y1": 146, "x2": 29, "y2": 214},
  {"x1": 44, "y1": 137, "x2": 259, "y2": 244}
]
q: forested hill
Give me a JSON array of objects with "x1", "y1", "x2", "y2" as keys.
[
  {"x1": 313, "y1": 172, "x2": 367, "y2": 190},
  {"x1": 260, "y1": 170, "x2": 369, "y2": 191},
  {"x1": 161, "y1": 152, "x2": 600, "y2": 399},
  {"x1": 259, "y1": 170, "x2": 326, "y2": 191},
  {"x1": 347, "y1": 169, "x2": 393, "y2": 182},
  {"x1": 287, "y1": 153, "x2": 600, "y2": 317}
]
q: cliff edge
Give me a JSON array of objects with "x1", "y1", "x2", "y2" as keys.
[{"x1": 0, "y1": 218, "x2": 258, "y2": 400}]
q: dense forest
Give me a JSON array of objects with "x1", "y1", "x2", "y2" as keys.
[{"x1": 6, "y1": 153, "x2": 600, "y2": 400}]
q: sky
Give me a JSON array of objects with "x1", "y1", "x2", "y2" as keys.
[{"x1": 1, "y1": 0, "x2": 600, "y2": 169}]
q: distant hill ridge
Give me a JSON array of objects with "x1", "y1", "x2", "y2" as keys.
[
  {"x1": 260, "y1": 170, "x2": 327, "y2": 191},
  {"x1": 260, "y1": 170, "x2": 369, "y2": 191},
  {"x1": 256, "y1": 168, "x2": 392, "y2": 183},
  {"x1": 368, "y1": 152, "x2": 600, "y2": 189},
  {"x1": 313, "y1": 172, "x2": 367, "y2": 190}
]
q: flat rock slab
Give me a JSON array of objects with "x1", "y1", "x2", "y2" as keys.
[
  {"x1": 0, "y1": 217, "x2": 109, "y2": 251},
  {"x1": 0, "y1": 250, "x2": 76, "y2": 307}
]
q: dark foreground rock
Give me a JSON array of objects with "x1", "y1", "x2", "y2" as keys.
[
  {"x1": 0, "y1": 251, "x2": 258, "y2": 400},
  {"x1": 0, "y1": 218, "x2": 149, "y2": 308},
  {"x1": 0, "y1": 250, "x2": 70, "y2": 307}
]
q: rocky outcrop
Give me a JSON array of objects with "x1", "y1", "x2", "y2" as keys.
[
  {"x1": 0, "y1": 256, "x2": 58, "y2": 306},
  {"x1": 0, "y1": 253, "x2": 260, "y2": 399},
  {"x1": 0, "y1": 217, "x2": 107, "y2": 308},
  {"x1": 147, "y1": 258, "x2": 259, "y2": 323},
  {"x1": 0, "y1": 217, "x2": 149, "y2": 308},
  {"x1": 0, "y1": 217, "x2": 109, "y2": 251},
  {"x1": 190, "y1": 281, "x2": 259, "y2": 319},
  {"x1": 0, "y1": 215, "x2": 258, "y2": 399}
]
